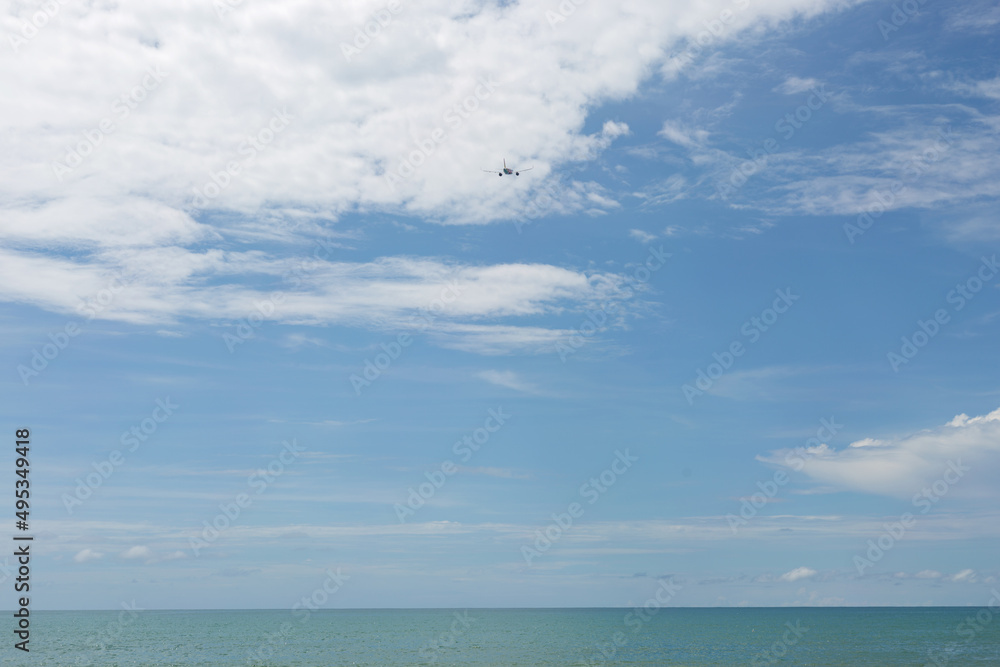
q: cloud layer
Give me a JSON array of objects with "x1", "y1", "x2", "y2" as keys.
[
  {"x1": 1, "y1": 0, "x2": 861, "y2": 350},
  {"x1": 762, "y1": 407, "x2": 1000, "y2": 499}
]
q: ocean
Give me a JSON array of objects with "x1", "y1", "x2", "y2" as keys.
[{"x1": 3, "y1": 607, "x2": 998, "y2": 665}]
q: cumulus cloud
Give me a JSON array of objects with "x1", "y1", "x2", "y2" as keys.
[
  {"x1": 121, "y1": 545, "x2": 154, "y2": 560},
  {"x1": 0, "y1": 0, "x2": 864, "y2": 350},
  {"x1": 1, "y1": 0, "x2": 851, "y2": 235},
  {"x1": 761, "y1": 406, "x2": 1000, "y2": 499},
  {"x1": 73, "y1": 548, "x2": 103, "y2": 563}
]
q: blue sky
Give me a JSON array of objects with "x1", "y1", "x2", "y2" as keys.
[{"x1": 2, "y1": 0, "x2": 1000, "y2": 609}]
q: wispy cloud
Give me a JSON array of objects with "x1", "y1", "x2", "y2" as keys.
[
  {"x1": 629, "y1": 229, "x2": 657, "y2": 243},
  {"x1": 458, "y1": 466, "x2": 533, "y2": 480},
  {"x1": 477, "y1": 369, "x2": 540, "y2": 394},
  {"x1": 773, "y1": 76, "x2": 819, "y2": 95},
  {"x1": 779, "y1": 566, "x2": 817, "y2": 582}
]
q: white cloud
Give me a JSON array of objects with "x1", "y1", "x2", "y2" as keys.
[
  {"x1": 122, "y1": 545, "x2": 154, "y2": 560},
  {"x1": 477, "y1": 369, "x2": 538, "y2": 393},
  {"x1": 0, "y1": 250, "x2": 633, "y2": 353},
  {"x1": 759, "y1": 116, "x2": 1000, "y2": 221},
  {"x1": 0, "y1": 0, "x2": 853, "y2": 234},
  {"x1": 774, "y1": 76, "x2": 819, "y2": 95},
  {"x1": 73, "y1": 548, "x2": 103, "y2": 563},
  {"x1": 945, "y1": 1, "x2": 1000, "y2": 33},
  {"x1": 761, "y1": 406, "x2": 1000, "y2": 499},
  {"x1": 950, "y1": 568, "x2": 977, "y2": 583},
  {"x1": 779, "y1": 566, "x2": 817, "y2": 582},
  {"x1": 0, "y1": 0, "x2": 864, "y2": 342},
  {"x1": 633, "y1": 174, "x2": 689, "y2": 207},
  {"x1": 429, "y1": 323, "x2": 576, "y2": 355},
  {"x1": 848, "y1": 438, "x2": 886, "y2": 449},
  {"x1": 948, "y1": 77, "x2": 1000, "y2": 101},
  {"x1": 34, "y1": 508, "x2": 1000, "y2": 575},
  {"x1": 658, "y1": 121, "x2": 710, "y2": 149},
  {"x1": 629, "y1": 229, "x2": 657, "y2": 243},
  {"x1": 601, "y1": 121, "x2": 631, "y2": 141}
]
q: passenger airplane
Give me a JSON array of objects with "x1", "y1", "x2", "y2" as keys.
[{"x1": 483, "y1": 158, "x2": 533, "y2": 176}]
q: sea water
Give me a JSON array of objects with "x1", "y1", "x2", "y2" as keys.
[{"x1": 2, "y1": 607, "x2": 998, "y2": 665}]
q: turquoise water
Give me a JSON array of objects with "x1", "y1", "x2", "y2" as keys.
[{"x1": 2, "y1": 607, "x2": 998, "y2": 665}]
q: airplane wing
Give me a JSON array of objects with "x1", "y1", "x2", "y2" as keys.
[
  {"x1": 482, "y1": 169, "x2": 499, "y2": 173},
  {"x1": 518, "y1": 167, "x2": 533, "y2": 172}
]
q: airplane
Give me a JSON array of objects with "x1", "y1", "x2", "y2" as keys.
[{"x1": 483, "y1": 158, "x2": 533, "y2": 176}]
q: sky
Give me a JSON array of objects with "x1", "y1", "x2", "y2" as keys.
[{"x1": 1, "y1": 0, "x2": 999, "y2": 610}]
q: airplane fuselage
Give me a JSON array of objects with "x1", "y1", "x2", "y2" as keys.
[{"x1": 484, "y1": 158, "x2": 531, "y2": 176}]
